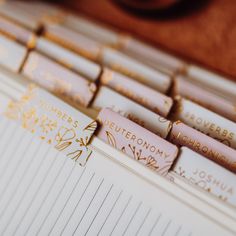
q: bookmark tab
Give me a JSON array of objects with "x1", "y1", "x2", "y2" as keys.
[
  {"x1": 101, "y1": 68, "x2": 173, "y2": 117},
  {"x1": 92, "y1": 86, "x2": 172, "y2": 138},
  {"x1": 186, "y1": 65, "x2": 236, "y2": 102},
  {"x1": 22, "y1": 51, "x2": 97, "y2": 107},
  {"x1": 172, "y1": 147, "x2": 236, "y2": 207},
  {"x1": 121, "y1": 38, "x2": 186, "y2": 73},
  {"x1": 4, "y1": 85, "x2": 97, "y2": 166},
  {"x1": 0, "y1": 34, "x2": 27, "y2": 72},
  {"x1": 63, "y1": 14, "x2": 120, "y2": 47},
  {"x1": 0, "y1": 2, "x2": 40, "y2": 30},
  {"x1": 169, "y1": 121, "x2": 236, "y2": 173},
  {"x1": 173, "y1": 76, "x2": 236, "y2": 122},
  {"x1": 172, "y1": 98, "x2": 236, "y2": 149},
  {"x1": 0, "y1": 1, "x2": 65, "y2": 30},
  {"x1": 44, "y1": 24, "x2": 102, "y2": 61},
  {"x1": 100, "y1": 47, "x2": 171, "y2": 93},
  {"x1": 36, "y1": 37, "x2": 101, "y2": 81},
  {"x1": 0, "y1": 16, "x2": 37, "y2": 48},
  {"x1": 97, "y1": 108, "x2": 178, "y2": 175}
]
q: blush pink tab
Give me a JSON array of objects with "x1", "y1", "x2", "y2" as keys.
[
  {"x1": 22, "y1": 51, "x2": 97, "y2": 107},
  {"x1": 97, "y1": 108, "x2": 178, "y2": 176},
  {"x1": 169, "y1": 121, "x2": 236, "y2": 173},
  {"x1": 173, "y1": 76, "x2": 236, "y2": 122},
  {"x1": 0, "y1": 16, "x2": 36, "y2": 48},
  {"x1": 44, "y1": 24, "x2": 102, "y2": 61}
]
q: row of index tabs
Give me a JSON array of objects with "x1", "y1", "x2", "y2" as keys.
[
  {"x1": 0, "y1": 24, "x2": 235, "y2": 144},
  {"x1": 0, "y1": 0, "x2": 236, "y2": 206},
  {"x1": 1, "y1": 65, "x2": 236, "y2": 211},
  {"x1": 0, "y1": 2, "x2": 235, "y2": 133},
  {"x1": 0, "y1": 0, "x2": 236, "y2": 99},
  {"x1": 1, "y1": 62, "x2": 236, "y2": 209},
  {"x1": 0, "y1": 3, "x2": 235, "y2": 145}
]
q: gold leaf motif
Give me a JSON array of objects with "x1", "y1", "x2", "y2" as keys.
[
  {"x1": 83, "y1": 120, "x2": 97, "y2": 132},
  {"x1": 128, "y1": 144, "x2": 144, "y2": 161},
  {"x1": 145, "y1": 156, "x2": 159, "y2": 170},
  {"x1": 39, "y1": 115, "x2": 57, "y2": 133},
  {"x1": 106, "y1": 131, "x2": 117, "y2": 148},
  {"x1": 67, "y1": 150, "x2": 83, "y2": 162},
  {"x1": 22, "y1": 108, "x2": 39, "y2": 132},
  {"x1": 76, "y1": 136, "x2": 89, "y2": 147},
  {"x1": 55, "y1": 141, "x2": 72, "y2": 152},
  {"x1": 55, "y1": 127, "x2": 75, "y2": 151}
]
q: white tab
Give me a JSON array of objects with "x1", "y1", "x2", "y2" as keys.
[
  {"x1": 173, "y1": 98, "x2": 236, "y2": 149},
  {"x1": 122, "y1": 38, "x2": 186, "y2": 72},
  {"x1": 36, "y1": 37, "x2": 101, "y2": 81},
  {"x1": 64, "y1": 14, "x2": 120, "y2": 46},
  {"x1": 172, "y1": 147, "x2": 236, "y2": 207},
  {"x1": 0, "y1": 34, "x2": 27, "y2": 72},
  {"x1": 100, "y1": 47, "x2": 171, "y2": 93},
  {"x1": 187, "y1": 65, "x2": 236, "y2": 102},
  {"x1": 0, "y1": 2, "x2": 40, "y2": 30},
  {"x1": 92, "y1": 86, "x2": 171, "y2": 138}
]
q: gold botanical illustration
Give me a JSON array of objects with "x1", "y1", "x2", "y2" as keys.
[
  {"x1": 4, "y1": 85, "x2": 97, "y2": 165},
  {"x1": 55, "y1": 126, "x2": 76, "y2": 151},
  {"x1": 105, "y1": 130, "x2": 160, "y2": 170},
  {"x1": 83, "y1": 120, "x2": 97, "y2": 132},
  {"x1": 145, "y1": 156, "x2": 159, "y2": 170},
  {"x1": 67, "y1": 149, "x2": 83, "y2": 162},
  {"x1": 105, "y1": 131, "x2": 117, "y2": 148},
  {"x1": 39, "y1": 114, "x2": 57, "y2": 134},
  {"x1": 128, "y1": 144, "x2": 145, "y2": 161},
  {"x1": 22, "y1": 107, "x2": 39, "y2": 133}
]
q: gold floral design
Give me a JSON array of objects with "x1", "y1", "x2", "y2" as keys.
[
  {"x1": 84, "y1": 120, "x2": 97, "y2": 132},
  {"x1": 128, "y1": 144, "x2": 145, "y2": 161},
  {"x1": 4, "y1": 85, "x2": 97, "y2": 165},
  {"x1": 55, "y1": 127, "x2": 75, "y2": 151},
  {"x1": 67, "y1": 150, "x2": 83, "y2": 162},
  {"x1": 106, "y1": 131, "x2": 117, "y2": 148},
  {"x1": 22, "y1": 108, "x2": 39, "y2": 133},
  {"x1": 145, "y1": 156, "x2": 159, "y2": 170},
  {"x1": 39, "y1": 115, "x2": 57, "y2": 133}
]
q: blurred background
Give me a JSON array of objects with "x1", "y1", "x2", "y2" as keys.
[{"x1": 51, "y1": 0, "x2": 236, "y2": 81}]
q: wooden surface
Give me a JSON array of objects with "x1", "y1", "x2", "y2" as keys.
[{"x1": 62, "y1": 0, "x2": 236, "y2": 82}]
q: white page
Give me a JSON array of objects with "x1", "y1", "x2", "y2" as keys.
[
  {"x1": 0, "y1": 76, "x2": 235, "y2": 236},
  {"x1": 0, "y1": 115, "x2": 235, "y2": 236}
]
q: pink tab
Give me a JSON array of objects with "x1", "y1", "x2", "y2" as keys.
[
  {"x1": 97, "y1": 108, "x2": 178, "y2": 176},
  {"x1": 0, "y1": 16, "x2": 36, "y2": 48},
  {"x1": 173, "y1": 76, "x2": 236, "y2": 122},
  {"x1": 44, "y1": 24, "x2": 102, "y2": 60},
  {"x1": 169, "y1": 121, "x2": 236, "y2": 173},
  {"x1": 22, "y1": 51, "x2": 96, "y2": 107}
]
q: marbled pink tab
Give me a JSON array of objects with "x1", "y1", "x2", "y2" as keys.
[
  {"x1": 0, "y1": 16, "x2": 36, "y2": 48},
  {"x1": 97, "y1": 108, "x2": 178, "y2": 175},
  {"x1": 44, "y1": 24, "x2": 102, "y2": 60},
  {"x1": 174, "y1": 76, "x2": 236, "y2": 122},
  {"x1": 169, "y1": 121, "x2": 236, "y2": 173},
  {"x1": 22, "y1": 51, "x2": 96, "y2": 107},
  {"x1": 101, "y1": 68, "x2": 173, "y2": 117}
]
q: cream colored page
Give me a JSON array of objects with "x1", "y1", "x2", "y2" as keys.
[{"x1": 0, "y1": 115, "x2": 234, "y2": 236}]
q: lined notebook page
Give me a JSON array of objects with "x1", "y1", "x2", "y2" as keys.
[{"x1": 0, "y1": 115, "x2": 234, "y2": 236}]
